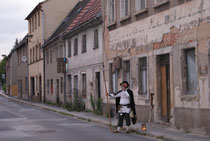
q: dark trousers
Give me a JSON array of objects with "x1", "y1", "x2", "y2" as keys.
[{"x1": 118, "y1": 113, "x2": 131, "y2": 127}]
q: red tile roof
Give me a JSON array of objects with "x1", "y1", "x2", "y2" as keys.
[{"x1": 65, "y1": 0, "x2": 101, "y2": 33}]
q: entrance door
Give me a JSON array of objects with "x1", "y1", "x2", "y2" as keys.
[
  {"x1": 159, "y1": 54, "x2": 170, "y2": 122},
  {"x1": 31, "y1": 77, "x2": 35, "y2": 99},
  {"x1": 56, "y1": 79, "x2": 60, "y2": 104},
  {"x1": 39, "y1": 76, "x2": 42, "y2": 102},
  {"x1": 96, "y1": 72, "x2": 101, "y2": 99}
]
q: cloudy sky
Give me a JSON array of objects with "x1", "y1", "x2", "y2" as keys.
[{"x1": 0, "y1": 0, "x2": 43, "y2": 60}]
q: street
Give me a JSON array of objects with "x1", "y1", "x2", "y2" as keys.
[{"x1": 0, "y1": 95, "x2": 158, "y2": 141}]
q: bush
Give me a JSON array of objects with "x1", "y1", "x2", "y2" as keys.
[
  {"x1": 65, "y1": 92, "x2": 85, "y2": 112},
  {"x1": 2, "y1": 83, "x2": 6, "y2": 92},
  {"x1": 90, "y1": 94, "x2": 103, "y2": 115}
]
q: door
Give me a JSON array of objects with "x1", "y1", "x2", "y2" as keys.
[
  {"x1": 31, "y1": 77, "x2": 35, "y2": 99},
  {"x1": 56, "y1": 79, "x2": 59, "y2": 104},
  {"x1": 96, "y1": 72, "x2": 101, "y2": 99},
  {"x1": 159, "y1": 54, "x2": 170, "y2": 122},
  {"x1": 39, "y1": 76, "x2": 42, "y2": 102}
]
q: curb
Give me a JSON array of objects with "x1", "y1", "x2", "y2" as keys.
[{"x1": 0, "y1": 92, "x2": 179, "y2": 141}]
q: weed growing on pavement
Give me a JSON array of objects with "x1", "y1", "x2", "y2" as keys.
[{"x1": 90, "y1": 94, "x2": 103, "y2": 115}]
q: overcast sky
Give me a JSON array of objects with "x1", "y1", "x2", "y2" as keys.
[{"x1": 0, "y1": 0, "x2": 43, "y2": 60}]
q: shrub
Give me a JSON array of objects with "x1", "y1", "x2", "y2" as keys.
[
  {"x1": 65, "y1": 92, "x2": 85, "y2": 112},
  {"x1": 90, "y1": 94, "x2": 103, "y2": 115},
  {"x1": 2, "y1": 83, "x2": 6, "y2": 92}
]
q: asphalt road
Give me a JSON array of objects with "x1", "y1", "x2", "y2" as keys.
[{"x1": 0, "y1": 95, "x2": 159, "y2": 141}]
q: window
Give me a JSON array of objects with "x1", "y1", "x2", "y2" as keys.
[
  {"x1": 30, "y1": 49, "x2": 32, "y2": 63},
  {"x1": 74, "y1": 38, "x2": 78, "y2": 56},
  {"x1": 110, "y1": 63, "x2": 118, "y2": 93},
  {"x1": 60, "y1": 77, "x2": 63, "y2": 94},
  {"x1": 46, "y1": 51, "x2": 49, "y2": 64},
  {"x1": 185, "y1": 48, "x2": 197, "y2": 94},
  {"x1": 33, "y1": 47, "x2": 35, "y2": 62},
  {"x1": 154, "y1": 0, "x2": 166, "y2": 4},
  {"x1": 82, "y1": 34, "x2": 87, "y2": 53},
  {"x1": 39, "y1": 43, "x2": 41, "y2": 59},
  {"x1": 120, "y1": 0, "x2": 129, "y2": 18},
  {"x1": 38, "y1": 11, "x2": 40, "y2": 27},
  {"x1": 94, "y1": 29, "x2": 99, "y2": 49},
  {"x1": 108, "y1": 0, "x2": 115, "y2": 23},
  {"x1": 68, "y1": 75, "x2": 72, "y2": 95},
  {"x1": 139, "y1": 57, "x2": 147, "y2": 95},
  {"x1": 50, "y1": 50, "x2": 52, "y2": 63},
  {"x1": 82, "y1": 74, "x2": 87, "y2": 96},
  {"x1": 60, "y1": 45, "x2": 63, "y2": 57},
  {"x1": 74, "y1": 75, "x2": 78, "y2": 93},
  {"x1": 51, "y1": 79, "x2": 53, "y2": 95},
  {"x1": 47, "y1": 79, "x2": 49, "y2": 94},
  {"x1": 68, "y1": 41, "x2": 71, "y2": 57},
  {"x1": 135, "y1": 0, "x2": 147, "y2": 12},
  {"x1": 35, "y1": 14, "x2": 37, "y2": 30},
  {"x1": 123, "y1": 61, "x2": 130, "y2": 84},
  {"x1": 36, "y1": 46, "x2": 38, "y2": 61}
]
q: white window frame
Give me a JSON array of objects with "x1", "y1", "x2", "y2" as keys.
[
  {"x1": 107, "y1": 0, "x2": 116, "y2": 23},
  {"x1": 120, "y1": 0, "x2": 130, "y2": 19},
  {"x1": 135, "y1": 0, "x2": 147, "y2": 12},
  {"x1": 139, "y1": 57, "x2": 148, "y2": 95}
]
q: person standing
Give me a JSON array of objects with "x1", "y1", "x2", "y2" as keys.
[{"x1": 107, "y1": 81, "x2": 136, "y2": 133}]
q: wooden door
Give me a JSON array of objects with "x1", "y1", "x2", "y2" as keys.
[{"x1": 160, "y1": 54, "x2": 170, "y2": 122}]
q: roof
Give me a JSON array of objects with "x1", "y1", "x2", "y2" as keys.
[
  {"x1": 15, "y1": 35, "x2": 28, "y2": 50},
  {"x1": 25, "y1": 0, "x2": 48, "y2": 20},
  {"x1": 65, "y1": 0, "x2": 101, "y2": 33},
  {"x1": 42, "y1": 0, "x2": 90, "y2": 48}
]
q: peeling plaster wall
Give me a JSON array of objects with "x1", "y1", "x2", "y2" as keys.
[{"x1": 103, "y1": 0, "x2": 210, "y2": 134}]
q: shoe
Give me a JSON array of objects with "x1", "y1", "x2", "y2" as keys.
[{"x1": 112, "y1": 127, "x2": 121, "y2": 133}]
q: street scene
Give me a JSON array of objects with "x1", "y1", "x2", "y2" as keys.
[
  {"x1": 1, "y1": 0, "x2": 210, "y2": 140},
  {"x1": 0, "y1": 93, "x2": 157, "y2": 141}
]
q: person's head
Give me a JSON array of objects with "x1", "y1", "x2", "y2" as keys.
[{"x1": 120, "y1": 81, "x2": 129, "y2": 90}]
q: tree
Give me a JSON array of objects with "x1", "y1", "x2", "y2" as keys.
[{"x1": 0, "y1": 58, "x2": 6, "y2": 85}]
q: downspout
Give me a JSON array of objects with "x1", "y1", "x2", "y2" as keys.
[
  {"x1": 41, "y1": 9, "x2": 46, "y2": 103},
  {"x1": 43, "y1": 46, "x2": 46, "y2": 103},
  {"x1": 41, "y1": 9, "x2": 45, "y2": 43}
]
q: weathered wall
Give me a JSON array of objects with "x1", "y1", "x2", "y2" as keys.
[
  {"x1": 103, "y1": 0, "x2": 210, "y2": 135},
  {"x1": 65, "y1": 24, "x2": 104, "y2": 109}
]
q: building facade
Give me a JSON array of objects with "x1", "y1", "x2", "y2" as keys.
[
  {"x1": 16, "y1": 35, "x2": 29, "y2": 100},
  {"x1": 6, "y1": 48, "x2": 18, "y2": 96},
  {"x1": 25, "y1": 0, "x2": 79, "y2": 102},
  {"x1": 43, "y1": 0, "x2": 89, "y2": 104},
  {"x1": 63, "y1": 0, "x2": 103, "y2": 109},
  {"x1": 102, "y1": 0, "x2": 210, "y2": 135}
]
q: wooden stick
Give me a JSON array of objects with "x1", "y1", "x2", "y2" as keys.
[{"x1": 102, "y1": 64, "x2": 112, "y2": 132}]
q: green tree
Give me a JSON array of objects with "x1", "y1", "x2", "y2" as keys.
[{"x1": 0, "y1": 58, "x2": 6, "y2": 85}]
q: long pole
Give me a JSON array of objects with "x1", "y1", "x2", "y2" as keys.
[{"x1": 102, "y1": 64, "x2": 112, "y2": 132}]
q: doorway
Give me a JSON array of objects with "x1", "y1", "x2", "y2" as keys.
[
  {"x1": 31, "y1": 77, "x2": 35, "y2": 98},
  {"x1": 96, "y1": 72, "x2": 101, "y2": 99},
  {"x1": 39, "y1": 75, "x2": 42, "y2": 102},
  {"x1": 56, "y1": 79, "x2": 60, "y2": 104},
  {"x1": 158, "y1": 54, "x2": 170, "y2": 123}
]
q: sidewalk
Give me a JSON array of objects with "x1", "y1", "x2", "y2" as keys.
[{"x1": 0, "y1": 91, "x2": 209, "y2": 141}]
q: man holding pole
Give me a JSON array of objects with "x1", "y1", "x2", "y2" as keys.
[{"x1": 107, "y1": 81, "x2": 136, "y2": 133}]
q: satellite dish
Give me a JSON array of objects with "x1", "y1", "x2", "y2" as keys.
[{"x1": 21, "y1": 56, "x2": 27, "y2": 63}]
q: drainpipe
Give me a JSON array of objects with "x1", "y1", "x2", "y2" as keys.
[
  {"x1": 41, "y1": 9, "x2": 46, "y2": 103},
  {"x1": 41, "y1": 9, "x2": 45, "y2": 43},
  {"x1": 63, "y1": 37, "x2": 67, "y2": 105}
]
